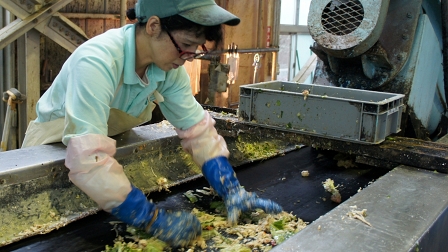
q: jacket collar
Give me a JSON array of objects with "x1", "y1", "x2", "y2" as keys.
[{"x1": 123, "y1": 24, "x2": 166, "y2": 85}]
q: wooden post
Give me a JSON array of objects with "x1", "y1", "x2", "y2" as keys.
[
  {"x1": 17, "y1": 29, "x2": 40, "y2": 147},
  {"x1": 120, "y1": 0, "x2": 127, "y2": 26}
]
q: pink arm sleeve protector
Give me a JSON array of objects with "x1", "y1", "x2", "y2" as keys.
[
  {"x1": 175, "y1": 111, "x2": 230, "y2": 167},
  {"x1": 65, "y1": 134, "x2": 132, "y2": 212}
]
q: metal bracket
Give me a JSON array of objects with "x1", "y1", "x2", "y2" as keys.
[{"x1": 40, "y1": 13, "x2": 87, "y2": 50}]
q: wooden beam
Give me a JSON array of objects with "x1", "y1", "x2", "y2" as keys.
[
  {"x1": 59, "y1": 12, "x2": 122, "y2": 19},
  {"x1": 293, "y1": 53, "x2": 317, "y2": 83},
  {"x1": 280, "y1": 24, "x2": 310, "y2": 35},
  {"x1": 17, "y1": 29, "x2": 41, "y2": 146}
]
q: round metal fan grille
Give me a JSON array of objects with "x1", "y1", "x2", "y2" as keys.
[{"x1": 321, "y1": 0, "x2": 365, "y2": 36}]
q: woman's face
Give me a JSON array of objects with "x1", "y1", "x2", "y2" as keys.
[
  {"x1": 145, "y1": 21, "x2": 206, "y2": 72},
  {"x1": 161, "y1": 29, "x2": 206, "y2": 70}
]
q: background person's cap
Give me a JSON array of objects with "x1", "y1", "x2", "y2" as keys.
[{"x1": 135, "y1": 0, "x2": 240, "y2": 26}]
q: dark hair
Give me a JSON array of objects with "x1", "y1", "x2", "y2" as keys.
[
  {"x1": 126, "y1": 8, "x2": 137, "y2": 21},
  {"x1": 126, "y1": 8, "x2": 223, "y2": 48}
]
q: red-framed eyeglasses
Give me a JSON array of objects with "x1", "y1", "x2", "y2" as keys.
[{"x1": 164, "y1": 27, "x2": 208, "y2": 60}]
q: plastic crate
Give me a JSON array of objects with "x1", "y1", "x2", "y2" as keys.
[{"x1": 238, "y1": 81, "x2": 405, "y2": 144}]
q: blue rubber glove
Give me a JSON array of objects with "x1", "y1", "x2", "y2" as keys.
[
  {"x1": 111, "y1": 186, "x2": 201, "y2": 247},
  {"x1": 202, "y1": 156, "x2": 283, "y2": 225}
]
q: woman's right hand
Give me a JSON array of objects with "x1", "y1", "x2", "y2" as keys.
[{"x1": 111, "y1": 186, "x2": 201, "y2": 248}]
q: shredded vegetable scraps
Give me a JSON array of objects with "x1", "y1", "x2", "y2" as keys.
[{"x1": 104, "y1": 191, "x2": 307, "y2": 252}]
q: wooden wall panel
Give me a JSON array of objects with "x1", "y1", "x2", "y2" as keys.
[
  {"x1": 127, "y1": 0, "x2": 138, "y2": 9},
  {"x1": 87, "y1": 0, "x2": 104, "y2": 13},
  {"x1": 257, "y1": 0, "x2": 269, "y2": 82},
  {"x1": 63, "y1": 0, "x2": 87, "y2": 33},
  {"x1": 85, "y1": 0, "x2": 104, "y2": 38},
  {"x1": 85, "y1": 19, "x2": 104, "y2": 38},
  {"x1": 106, "y1": 0, "x2": 121, "y2": 13},
  {"x1": 104, "y1": 20, "x2": 119, "y2": 31},
  {"x1": 73, "y1": 18, "x2": 87, "y2": 33},
  {"x1": 41, "y1": 38, "x2": 71, "y2": 89},
  {"x1": 220, "y1": 0, "x2": 261, "y2": 107},
  {"x1": 62, "y1": 0, "x2": 87, "y2": 12},
  {"x1": 196, "y1": 0, "x2": 276, "y2": 108}
]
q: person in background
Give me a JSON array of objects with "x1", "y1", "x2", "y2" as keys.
[{"x1": 22, "y1": 0, "x2": 282, "y2": 247}]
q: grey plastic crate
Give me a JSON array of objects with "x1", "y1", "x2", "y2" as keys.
[{"x1": 238, "y1": 81, "x2": 405, "y2": 144}]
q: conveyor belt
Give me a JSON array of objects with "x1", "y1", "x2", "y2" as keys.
[{"x1": 1, "y1": 147, "x2": 390, "y2": 252}]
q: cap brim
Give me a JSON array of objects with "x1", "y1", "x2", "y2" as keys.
[{"x1": 179, "y1": 4, "x2": 240, "y2": 26}]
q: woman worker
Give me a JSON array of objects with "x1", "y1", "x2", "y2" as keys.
[{"x1": 21, "y1": 0, "x2": 282, "y2": 247}]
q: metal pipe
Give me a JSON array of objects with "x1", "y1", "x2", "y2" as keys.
[
  {"x1": 0, "y1": 7, "x2": 4, "y2": 130},
  {"x1": 4, "y1": 10, "x2": 12, "y2": 97},
  {"x1": 203, "y1": 47, "x2": 279, "y2": 57},
  {"x1": 199, "y1": 47, "x2": 279, "y2": 61},
  {"x1": 8, "y1": 11, "x2": 16, "y2": 149},
  {"x1": 227, "y1": 47, "x2": 279, "y2": 53},
  {"x1": 120, "y1": 0, "x2": 127, "y2": 26},
  {"x1": 1, "y1": 99, "x2": 12, "y2": 152},
  {"x1": 2, "y1": 9, "x2": 15, "y2": 149},
  {"x1": 271, "y1": 51, "x2": 278, "y2": 81}
]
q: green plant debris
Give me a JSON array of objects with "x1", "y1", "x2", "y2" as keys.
[
  {"x1": 276, "y1": 100, "x2": 281, "y2": 106},
  {"x1": 0, "y1": 183, "x2": 97, "y2": 246},
  {"x1": 104, "y1": 231, "x2": 168, "y2": 252},
  {"x1": 232, "y1": 134, "x2": 282, "y2": 161},
  {"x1": 121, "y1": 146, "x2": 201, "y2": 193},
  {"x1": 184, "y1": 190, "x2": 199, "y2": 203},
  {"x1": 1, "y1": 117, "x2": 302, "y2": 248},
  {"x1": 120, "y1": 126, "x2": 299, "y2": 194},
  {"x1": 104, "y1": 182, "x2": 307, "y2": 251},
  {"x1": 386, "y1": 136, "x2": 396, "y2": 141},
  {"x1": 210, "y1": 201, "x2": 226, "y2": 213},
  {"x1": 280, "y1": 111, "x2": 284, "y2": 118},
  {"x1": 104, "y1": 206, "x2": 306, "y2": 252},
  {"x1": 333, "y1": 153, "x2": 357, "y2": 169},
  {"x1": 219, "y1": 244, "x2": 253, "y2": 252},
  {"x1": 322, "y1": 178, "x2": 342, "y2": 203}
]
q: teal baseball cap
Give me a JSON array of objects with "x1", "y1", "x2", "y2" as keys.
[{"x1": 135, "y1": 0, "x2": 240, "y2": 26}]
